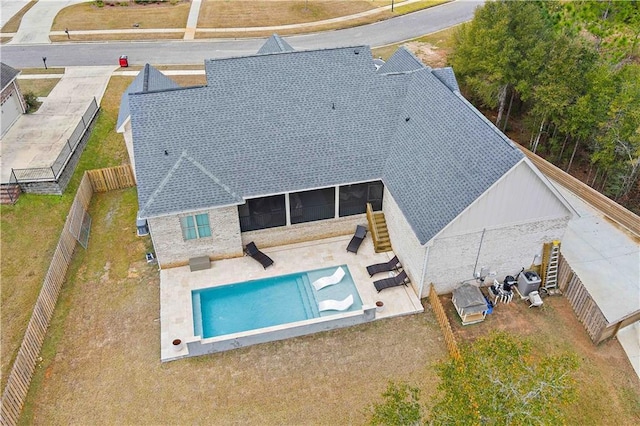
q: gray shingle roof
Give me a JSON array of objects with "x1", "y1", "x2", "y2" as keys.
[
  {"x1": 129, "y1": 43, "x2": 523, "y2": 245},
  {"x1": 1, "y1": 62, "x2": 20, "y2": 91},
  {"x1": 431, "y1": 67, "x2": 460, "y2": 93},
  {"x1": 116, "y1": 63, "x2": 180, "y2": 131},
  {"x1": 257, "y1": 34, "x2": 295, "y2": 55},
  {"x1": 377, "y1": 47, "x2": 426, "y2": 74},
  {"x1": 382, "y1": 70, "x2": 521, "y2": 243}
]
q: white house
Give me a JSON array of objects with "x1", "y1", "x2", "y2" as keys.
[{"x1": 120, "y1": 35, "x2": 573, "y2": 297}]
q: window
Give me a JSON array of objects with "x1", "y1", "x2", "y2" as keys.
[
  {"x1": 339, "y1": 181, "x2": 384, "y2": 217},
  {"x1": 290, "y1": 187, "x2": 335, "y2": 224},
  {"x1": 180, "y1": 213, "x2": 211, "y2": 240},
  {"x1": 238, "y1": 195, "x2": 286, "y2": 232}
]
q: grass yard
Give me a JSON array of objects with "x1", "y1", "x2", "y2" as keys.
[
  {"x1": 5, "y1": 50, "x2": 639, "y2": 424},
  {"x1": 442, "y1": 293, "x2": 640, "y2": 424},
  {"x1": 17, "y1": 79, "x2": 61, "y2": 98},
  {"x1": 197, "y1": 0, "x2": 389, "y2": 28},
  {"x1": 52, "y1": 1, "x2": 191, "y2": 30},
  {"x1": 49, "y1": 32, "x2": 184, "y2": 42}
]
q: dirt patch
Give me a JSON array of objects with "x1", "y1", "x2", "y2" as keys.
[{"x1": 405, "y1": 41, "x2": 448, "y2": 68}]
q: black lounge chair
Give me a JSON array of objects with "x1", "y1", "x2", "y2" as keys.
[
  {"x1": 374, "y1": 270, "x2": 409, "y2": 292},
  {"x1": 245, "y1": 242, "x2": 274, "y2": 269},
  {"x1": 346, "y1": 225, "x2": 367, "y2": 254},
  {"x1": 366, "y1": 255, "x2": 401, "y2": 277}
]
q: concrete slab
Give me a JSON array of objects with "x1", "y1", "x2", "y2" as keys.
[
  {"x1": 0, "y1": 66, "x2": 116, "y2": 183},
  {"x1": 554, "y1": 181, "x2": 640, "y2": 323},
  {"x1": 617, "y1": 322, "x2": 640, "y2": 379},
  {"x1": 159, "y1": 235, "x2": 423, "y2": 361},
  {"x1": 9, "y1": 0, "x2": 88, "y2": 44},
  {"x1": 0, "y1": 0, "x2": 30, "y2": 27}
]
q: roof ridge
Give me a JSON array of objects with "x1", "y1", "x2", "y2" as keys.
[
  {"x1": 182, "y1": 151, "x2": 241, "y2": 202},
  {"x1": 206, "y1": 44, "x2": 371, "y2": 63},
  {"x1": 453, "y1": 91, "x2": 521, "y2": 152},
  {"x1": 142, "y1": 63, "x2": 150, "y2": 92},
  {"x1": 141, "y1": 151, "x2": 241, "y2": 217}
]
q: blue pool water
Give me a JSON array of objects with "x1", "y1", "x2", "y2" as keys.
[{"x1": 192, "y1": 265, "x2": 362, "y2": 339}]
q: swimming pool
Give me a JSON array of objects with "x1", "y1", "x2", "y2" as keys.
[{"x1": 192, "y1": 265, "x2": 362, "y2": 339}]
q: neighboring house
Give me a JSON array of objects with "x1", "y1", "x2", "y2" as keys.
[
  {"x1": 120, "y1": 35, "x2": 573, "y2": 296},
  {"x1": 1, "y1": 62, "x2": 27, "y2": 137}
]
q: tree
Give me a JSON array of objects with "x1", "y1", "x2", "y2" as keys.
[
  {"x1": 450, "y1": 0, "x2": 553, "y2": 130},
  {"x1": 428, "y1": 332, "x2": 579, "y2": 425},
  {"x1": 367, "y1": 381, "x2": 423, "y2": 426}
]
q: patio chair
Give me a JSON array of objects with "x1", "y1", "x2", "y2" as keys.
[
  {"x1": 373, "y1": 270, "x2": 409, "y2": 293},
  {"x1": 318, "y1": 294, "x2": 354, "y2": 312},
  {"x1": 346, "y1": 225, "x2": 367, "y2": 254},
  {"x1": 244, "y1": 242, "x2": 274, "y2": 269},
  {"x1": 366, "y1": 255, "x2": 401, "y2": 277},
  {"x1": 312, "y1": 267, "x2": 345, "y2": 291}
]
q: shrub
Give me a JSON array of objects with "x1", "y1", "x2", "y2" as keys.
[{"x1": 23, "y1": 92, "x2": 41, "y2": 113}]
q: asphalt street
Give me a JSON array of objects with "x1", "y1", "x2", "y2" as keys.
[{"x1": 0, "y1": 0, "x2": 482, "y2": 67}]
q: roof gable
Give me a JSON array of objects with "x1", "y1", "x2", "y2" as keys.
[
  {"x1": 377, "y1": 47, "x2": 426, "y2": 74},
  {"x1": 381, "y1": 69, "x2": 523, "y2": 244},
  {"x1": 116, "y1": 64, "x2": 180, "y2": 131},
  {"x1": 257, "y1": 34, "x2": 296, "y2": 55},
  {"x1": 1, "y1": 62, "x2": 20, "y2": 90}
]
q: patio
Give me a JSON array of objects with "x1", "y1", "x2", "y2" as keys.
[{"x1": 159, "y1": 234, "x2": 424, "y2": 361}]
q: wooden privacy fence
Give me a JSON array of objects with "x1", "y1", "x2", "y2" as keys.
[
  {"x1": 557, "y1": 254, "x2": 640, "y2": 344},
  {"x1": 429, "y1": 284, "x2": 461, "y2": 360},
  {"x1": 521, "y1": 146, "x2": 640, "y2": 237},
  {"x1": 1, "y1": 166, "x2": 136, "y2": 426},
  {"x1": 87, "y1": 164, "x2": 135, "y2": 193}
]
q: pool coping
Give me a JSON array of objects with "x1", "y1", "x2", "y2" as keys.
[{"x1": 160, "y1": 235, "x2": 424, "y2": 361}]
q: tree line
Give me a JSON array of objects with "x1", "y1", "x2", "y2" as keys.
[{"x1": 449, "y1": 0, "x2": 640, "y2": 208}]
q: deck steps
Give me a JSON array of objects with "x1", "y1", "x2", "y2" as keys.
[{"x1": 366, "y1": 203, "x2": 392, "y2": 253}]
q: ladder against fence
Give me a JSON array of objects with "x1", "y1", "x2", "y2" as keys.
[{"x1": 87, "y1": 165, "x2": 135, "y2": 192}]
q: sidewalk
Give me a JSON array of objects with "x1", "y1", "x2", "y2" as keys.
[{"x1": 2, "y1": 0, "x2": 427, "y2": 43}]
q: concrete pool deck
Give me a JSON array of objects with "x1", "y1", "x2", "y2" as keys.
[{"x1": 159, "y1": 235, "x2": 424, "y2": 361}]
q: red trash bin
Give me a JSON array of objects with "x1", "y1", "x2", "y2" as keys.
[{"x1": 119, "y1": 55, "x2": 128, "y2": 67}]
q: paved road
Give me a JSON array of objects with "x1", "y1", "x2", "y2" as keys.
[{"x1": 0, "y1": 0, "x2": 482, "y2": 67}]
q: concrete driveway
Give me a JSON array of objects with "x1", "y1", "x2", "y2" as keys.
[
  {"x1": 8, "y1": 0, "x2": 89, "y2": 44},
  {"x1": 1, "y1": 0, "x2": 29, "y2": 27},
  {"x1": 0, "y1": 66, "x2": 115, "y2": 184}
]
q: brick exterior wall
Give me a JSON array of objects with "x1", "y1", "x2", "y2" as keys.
[
  {"x1": 382, "y1": 188, "x2": 426, "y2": 296},
  {"x1": 241, "y1": 213, "x2": 366, "y2": 249},
  {"x1": 425, "y1": 216, "x2": 569, "y2": 294},
  {"x1": 149, "y1": 206, "x2": 243, "y2": 268}
]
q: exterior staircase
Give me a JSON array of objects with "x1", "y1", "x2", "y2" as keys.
[
  {"x1": 0, "y1": 184, "x2": 21, "y2": 204},
  {"x1": 366, "y1": 203, "x2": 392, "y2": 253}
]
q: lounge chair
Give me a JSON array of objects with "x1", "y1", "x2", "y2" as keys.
[
  {"x1": 312, "y1": 267, "x2": 345, "y2": 291},
  {"x1": 244, "y1": 242, "x2": 274, "y2": 269},
  {"x1": 346, "y1": 225, "x2": 367, "y2": 254},
  {"x1": 318, "y1": 294, "x2": 354, "y2": 312},
  {"x1": 366, "y1": 255, "x2": 401, "y2": 277},
  {"x1": 374, "y1": 270, "x2": 409, "y2": 292}
]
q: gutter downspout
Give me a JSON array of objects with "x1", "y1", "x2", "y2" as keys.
[{"x1": 418, "y1": 244, "x2": 431, "y2": 298}]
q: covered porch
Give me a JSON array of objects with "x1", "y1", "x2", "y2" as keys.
[{"x1": 159, "y1": 234, "x2": 423, "y2": 361}]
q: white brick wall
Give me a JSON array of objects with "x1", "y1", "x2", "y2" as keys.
[
  {"x1": 149, "y1": 206, "x2": 243, "y2": 267},
  {"x1": 426, "y1": 216, "x2": 569, "y2": 294},
  {"x1": 382, "y1": 188, "x2": 427, "y2": 296},
  {"x1": 242, "y1": 214, "x2": 366, "y2": 248}
]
